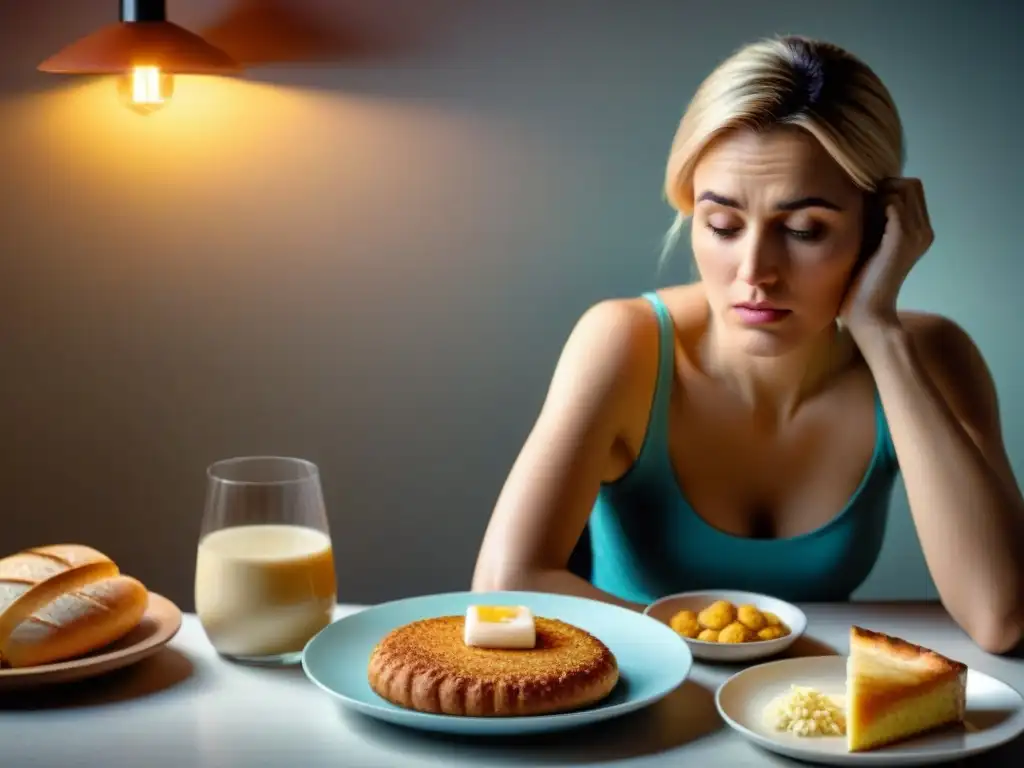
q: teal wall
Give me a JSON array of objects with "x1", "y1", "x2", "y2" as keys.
[{"x1": 0, "y1": 0, "x2": 1019, "y2": 608}]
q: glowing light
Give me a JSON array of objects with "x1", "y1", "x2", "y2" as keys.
[{"x1": 116, "y1": 66, "x2": 175, "y2": 115}]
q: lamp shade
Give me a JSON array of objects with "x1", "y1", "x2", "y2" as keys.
[
  {"x1": 38, "y1": 1, "x2": 240, "y2": 75},
  {"x1": 38, "y1": 21, "x2": 241, "y2": 75}
]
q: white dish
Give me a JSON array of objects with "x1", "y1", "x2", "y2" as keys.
[
  {"x1": 716, "y1": 655, "x2": 1024, "y2": 765},
  {"x1": 644, "y1": 589, "x2": 806, "y2": 662}
]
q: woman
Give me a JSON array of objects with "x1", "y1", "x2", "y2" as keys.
[{"x1": 471, "y1": 35, "x2": 1024, "y2": 654}]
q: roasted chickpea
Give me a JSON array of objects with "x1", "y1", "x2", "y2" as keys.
[
  {"x1": 737, "y1": 603, "x2": 766, "y2": 631},
  {"x1": 670, "y1": 609, "x2": 701, "y2": 638},
  {"x1": 718, "y1": 621, "x2": 750, "y2": 643},
  {"x1": 698, "y1": 600, "x2": 735, "y2": 630}
]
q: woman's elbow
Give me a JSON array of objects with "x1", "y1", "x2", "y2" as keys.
[
  {"x1": 471, "y1": 563, "x2": 533, "y2": 593},
  {"x1": 471, "y1": 570, "x2": 505, "y2": 593},
  {"x1": 969, "y1": 611, "x2": 1024, "y2": 655}
]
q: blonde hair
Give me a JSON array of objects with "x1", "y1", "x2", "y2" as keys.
[{"x1": 661, "y1": 35, "x2": 904, "y2": 262}]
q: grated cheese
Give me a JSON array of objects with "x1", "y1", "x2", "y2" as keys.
[{"x1": 771, "y1": 685, "x2": 846, "y2": 737}]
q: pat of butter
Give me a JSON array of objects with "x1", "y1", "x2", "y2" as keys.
[{"x1": 464, "y1": 604, "x2": 536, "y2": 649}]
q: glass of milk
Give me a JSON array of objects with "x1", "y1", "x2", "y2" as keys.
[{"x1": 195, "y1": 456, "x2": 337, "y2": 666}]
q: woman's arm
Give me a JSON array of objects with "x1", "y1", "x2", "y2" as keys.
[
  {"x1": 855, "y1": 312, "x2": 1024, "y2": 654},
  {"x1": 471, "y1": 299, "x2": 658, "y2": 613}
]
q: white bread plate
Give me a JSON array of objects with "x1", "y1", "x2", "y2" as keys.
[
  {"x1": 644, "y1": 589, "x2": 806, "y2": 662},
  {"x1": 0, "y1": 544, "x2": 182, "y2": 690}
]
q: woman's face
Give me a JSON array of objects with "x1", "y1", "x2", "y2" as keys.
[{"x1": 690, "y1": 126, "x2": 867, "y2": 356}]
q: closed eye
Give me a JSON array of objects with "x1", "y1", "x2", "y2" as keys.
[
  {"x1": 706, "y1": 224, "x2": 827, "y2": 242},
  {"x1": 785, "y1": 226, "x2": 825, "y2": 242},
  {"x1": 707, "y1": 224, "x2": 740, "y2": 239}
]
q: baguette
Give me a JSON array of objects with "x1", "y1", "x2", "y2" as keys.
[{"x1": 0, "y1": 544, "x2": 149, "y2": 668}]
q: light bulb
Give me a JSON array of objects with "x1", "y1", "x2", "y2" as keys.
[{"x1": 117, "y1": 66, "x2": 175, "y2": 115}]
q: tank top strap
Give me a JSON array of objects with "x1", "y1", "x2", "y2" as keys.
[
  {"x1": 873, "y1": 389, "x2": 899, "y2": 467},
  {"x1": 638, "y1": 291, "x2": 676, "y2": 455}
]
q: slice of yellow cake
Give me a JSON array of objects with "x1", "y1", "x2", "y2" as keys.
[{"x1": 846, "y1": 626, "x2": 967, "y2": 752}]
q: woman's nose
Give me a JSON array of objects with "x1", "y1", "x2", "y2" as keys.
[{"x1": 735, "y1": 231, "x2": 782, "y2": 287}]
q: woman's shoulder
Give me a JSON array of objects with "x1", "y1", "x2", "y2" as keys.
[
  {"x1": 895, "y1": 310, "x2": 991, "y2": 381},
  {"x1": 566, "y1": 284, "x2": 706, "y2": 357},
  {"x1": 548, "y1": 293, "x2": 680, "y2": 417},
  {"x1": 652, "y1": 282, "x2": 711, "y2": 334},
  {"x1": 898, "y1": 310, "x2": 975, "y2": 347},
  {"x1": 560, "y1": 295, "x2": 660, "y2": 374},
  {"x1": 896, "y1": 309, "x2": 998, "y2": 415}
]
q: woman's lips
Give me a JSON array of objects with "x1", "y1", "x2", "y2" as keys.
[{"x1": 732, "y1": 304, "x2": 791, "y2": 325}]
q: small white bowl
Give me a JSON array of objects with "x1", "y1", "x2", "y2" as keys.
[{"x1": 644, "y1": 589, "x2": 807, "y2": 663}]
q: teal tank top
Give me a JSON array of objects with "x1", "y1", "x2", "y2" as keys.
[{"x1": 588, "y1": 292, "x2": 900, "y2": 604}]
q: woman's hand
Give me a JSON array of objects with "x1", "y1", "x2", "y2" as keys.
[{"x1": 840, "y1": 178, "x2": 934, "y2": 336}]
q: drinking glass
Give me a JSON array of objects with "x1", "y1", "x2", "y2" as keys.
[{"x1": 195, "y1": 456, "x2": 337, "y2": 666}]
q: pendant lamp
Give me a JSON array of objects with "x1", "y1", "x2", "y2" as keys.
[{"x1": 38, "y1": 0, "x2": 242, "y2": 115}]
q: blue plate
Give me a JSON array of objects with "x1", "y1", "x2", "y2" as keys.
[{"x1": 301, "y1": 590, "x2": 693, "y2": 735}]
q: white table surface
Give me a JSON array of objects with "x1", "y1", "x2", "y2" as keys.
[{"x1": 2, "y1": 602, "x2": 1023, "y2": 767}]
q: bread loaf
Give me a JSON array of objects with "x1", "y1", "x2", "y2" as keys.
[{"x1": 0, "y1": 544, "x2": 149, "y2": 668}]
